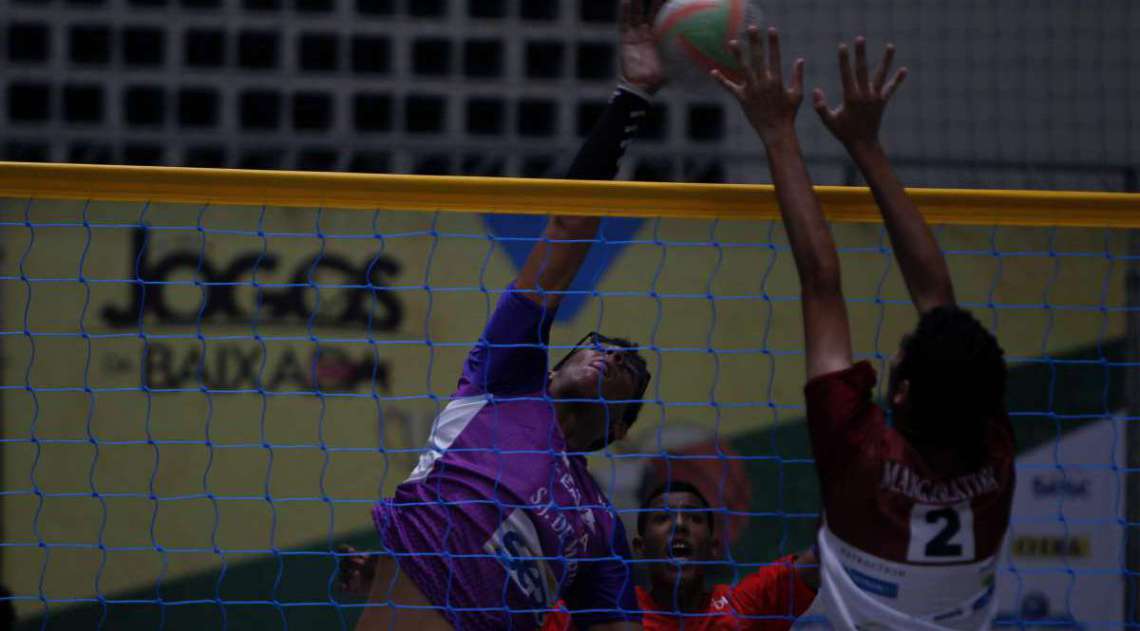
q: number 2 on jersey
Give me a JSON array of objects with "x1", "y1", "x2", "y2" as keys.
[{"x1": 907, "y1": 502, "x2": 975, "y2": 563}]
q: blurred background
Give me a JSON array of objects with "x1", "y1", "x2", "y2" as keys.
[
  {"x1": 2, "y1": 0, "x2": 1136, "y2": 190},
  {"x1": 1, "y1": 1, "x2": 1138, "y2": 629}
]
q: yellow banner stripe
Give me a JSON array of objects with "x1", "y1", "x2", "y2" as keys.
[{"x1": 1, "y1": 161, "x2": 1138, "y2": 228}]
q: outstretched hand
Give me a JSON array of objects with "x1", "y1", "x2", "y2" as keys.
[
  {"x1": 813, "y1": 37, "x2": 907, "y2": 151},
  {"x1": 619, "y1": 0, "x2": 667, "y2": 94},
  {"x1": 712, "y1": 26, "x2": 806, "y2": 146}
]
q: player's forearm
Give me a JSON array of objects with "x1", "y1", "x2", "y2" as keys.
[
  {"x1": 849, "y1": 143, "x2": 955, "y2": 312},
  {"x1": 566, "y1": 86, "x2": 649, "y2": 182},
  {"x1": 517, "y1": 86, "x2": 648, "y2": 305},
  {"x1": 765, "y1": 133, "x2": 843, "y2": 295}
]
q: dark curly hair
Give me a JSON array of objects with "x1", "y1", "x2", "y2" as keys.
[
  {"x1": 893, "y1": 306, "x2": 1006, "y2": 466},
  {"x1": 637, "y1": 480, "x2": 714, "y2": 537}
]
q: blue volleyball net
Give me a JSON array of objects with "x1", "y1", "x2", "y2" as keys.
[{"x1": 0, "y1": 169, "x2": 1137, "y2": 629}]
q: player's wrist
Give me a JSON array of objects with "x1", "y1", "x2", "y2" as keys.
[{"x1": 617, "y1": 76, "x2": 658, "y2": 101}]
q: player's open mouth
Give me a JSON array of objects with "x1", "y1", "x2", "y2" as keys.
[{"x1": 670, "y1": 541, "x2": 692, "y2": 559}]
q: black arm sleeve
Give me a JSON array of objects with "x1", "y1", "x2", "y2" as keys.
[{"x1": 564, "y1": 86, "x2": 651, "y2": 181}]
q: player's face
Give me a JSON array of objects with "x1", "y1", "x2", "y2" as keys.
[
  {"x1": 636, "y1": 491, "x2": 716, "y2": 585},
  {"x1": 549, "y1": 335, "x2": 642, "y2": 444}
]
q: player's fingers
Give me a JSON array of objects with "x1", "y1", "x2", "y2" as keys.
[
  {"x1": 812, "y1": 88, "x2": 833, "y2": 120},
  {"x1": 767, "y1": 27, "x2": 783, "y2": 83},
  {"x1": 873, "y1": 44, "x2": 895, "y2": 93},
  {"x1": 883, "y1": 67, "x2": 908, "y2": 100},
  {"x1": 710, "y1": 69, "x2": 744, "y2": 98},
  {"x1": 838, "y1": 43, "x2": 856, "y2": 98},
  {"x1": 619, "y1": 0, "x2": 633, "y2": 30},
  {"x1": 854, "y1": 36, "x2": 870, "y2": 88},
  {"x1": 725, "y1": 39, "x2": 748, "y2": 77},
  {"x1": 649, "y1": 0, "x2": 666, "y2": 23},
  {"x1": 790, "y1": 58, "x2": 805, "y2": 98},
  {"x1": 746, "y1": 26, "x2": 764, "y2": 77}
]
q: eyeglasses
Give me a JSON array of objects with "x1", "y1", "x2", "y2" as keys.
[{"x1": 552, "y1": 331, "x2": 651, "y2": 395}]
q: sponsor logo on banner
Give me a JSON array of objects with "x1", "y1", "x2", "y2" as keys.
[
  {"x1": 1011, "y1": 535, "x2": 1091, "y2": 559},
  {"x1": 1031, "y1": 476, "x2": 1091, "y2": 500},
  {"x1": 99, "y1": 227, "x2": 406, "y2": 393}
]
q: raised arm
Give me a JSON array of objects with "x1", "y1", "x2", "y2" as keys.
[
  {"x1": 813, "y1": 38, "x2": 955, "y2": 313},
  {"x1": 516, "y1": 0, "x2": 665, "y2": 310},
  {"x1": 714, "y1": 27, "x2": 853, "y2": 379}
]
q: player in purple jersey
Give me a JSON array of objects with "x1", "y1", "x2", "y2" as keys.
[{"x1": 355, "y1": 2, "x2": 665, "y2": 630}]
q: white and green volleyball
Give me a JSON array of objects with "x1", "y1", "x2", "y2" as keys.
[{"x1": 653, "y1": 0, "x2": 762, "y2": 88}]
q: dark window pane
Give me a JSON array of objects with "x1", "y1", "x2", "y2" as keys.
[
  {"x1": 404, "y1": 95, "x2": 446, "y2": 134},
  {"x1": 4, "y1": 142, "x2": 50, "y2": 162},
  {"x1": 240, "y1": 90, "x2": 282, "y2": 129},
  {"x1": 352, "y1": 36, "x2": 390, "y2": 74},
  {"x1": 63, "y1": 84, "x2": 104, "y2": 123},
  {"x1": 408, "y1": 0, "x2": 445, "y2": 17},
  {"x1": 239, "y1": 148, "x2": 284, "y2": 169},
  {"x1": 123, "y1": 143, "x2": 164, "y2": 165},
  {"x1": 348, "y1": 151, "x2": 390, "y2": 173},
  {"x1": 521, "y1": 2, "x2": 556, "y2": 20},
  {"x1": 634, "y1": 157, "x2": 673, "y2": 181},
  {"x1": 124, "y1": 86, "x2": 166, "y2": 126},
  {"x1": 684, "y1": 158, "x2": 725, "y2": 183},
  {"x1": 185, "y1": 146, "x2": 228, "y2": 167},
  {"x1": 8, "y1": 23, "x2": 51, "y2": 63},
  {"x1": 292, "y1": 92, "x2": 333, "y2": 130},
  {"x1": 525, "y1": 42, "x2": 563, "y2": 79},
  {"x1": 522, "y1": 155, "x2": 556, "y2": 178},
  {"x1": 517, "y1": 99, "x2": 556, "y2": 137},
  {"x1": 463, "y1": 40, "x2": 502, "y2": 78},
  {"x1": 687, "y1": 103, "x2": 724, "y2": 141},
  {"x1": 185, "y1": 29, "x2": 226, "y2": 67},
  {"x1": 468, "y1": 0, "x2": 504, "y2": 18},
  {"x1": 296, "y1": 148, "x2": 338, "y2": 171},
  {"x1": 579, "y1": 0, "x2": 617, "y2": 22},
  {"x1": 576, "y1": 42, "x2": 613, "y2": 80},
  {"x1": 413, "y1": 154, "x2": 451, "y2": 174},
  {"x1": 69, "y1": 142, "x2": 113, "y2": 164},
  {"x1": 466, "y1": 98, "x2": 504, "y2": 135},
  {"x1": 293, "y1": 0, "x2": 334, "y2": 10},
  {"x1": 70, "y1": 26, "x2": 112, "y2": 65},
  {"x1": 413, "y1": 38, "x2": 451, "y2": 76},
  {"x1": 182, "y1": 0, "x2": 223, "y2": 7},
  {"x1": 8, "y1": 83, "x2": 52, "y2": 122},
  {"x1": 244, "y1": 0, "x2": 282, "y2": 8},
  {"x1": 353, "y1": 93, "x2": 392, "y2": 132},
  {"x1": 178, "y1": 88, "x2": 219, "y2": 128},
  {"x1": 123, "y1": 27, "x2": 165, "y2": 66},
  {"x1": 461, "y1": 154, "x2": 504, "y2": 176},
  {"x1": 356, "y1": 0, "x2": 393, "y2": 14},
  {"x1": 239, "y1": 31, "x2": 279, "y2": 69},
  {"x1": 299, "y1": 33, "x2": 339, "y2": 71}
]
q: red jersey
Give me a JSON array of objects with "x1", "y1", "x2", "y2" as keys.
[
  {"x1": 542, "y1": 554, "x2": 815, "y2": 630},
  {"x1": 802, "y1": 361, "x2": 1013, "y2": 628}
]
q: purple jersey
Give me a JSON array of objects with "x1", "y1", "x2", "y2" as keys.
[{"x1": 373, "y1": 285, "x2": 639, "y2": 630}]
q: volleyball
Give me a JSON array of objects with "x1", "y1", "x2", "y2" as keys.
[{"x1": 653, "y1": 0, "x2": 762, "y2": 87}]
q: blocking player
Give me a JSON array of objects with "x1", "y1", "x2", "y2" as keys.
[
  {"x1": 344, "y1": 481, "x2": 818, "y2": 630},
  {"x1": 356, "y1": 1, "x2": 665, "y2": 629},
  {"x1": 713, "y1": 27, "x2": 1012, "y2": 629}
]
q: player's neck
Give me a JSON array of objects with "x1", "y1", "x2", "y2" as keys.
[
  {"x1": 647, "y1": 577, "x2": 708, "y2": 614},
  {"x1": 554, "y1": 402, "x2": 602, "y2": 452}
]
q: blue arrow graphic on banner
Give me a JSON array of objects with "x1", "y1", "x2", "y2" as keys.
[{"x1": 482, "y1": 214, "x2": 646, "y2": 322}]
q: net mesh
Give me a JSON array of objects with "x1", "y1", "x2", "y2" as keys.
[{"x1": 0, "y1": 188, "x2": 1135, "y2": 629}]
